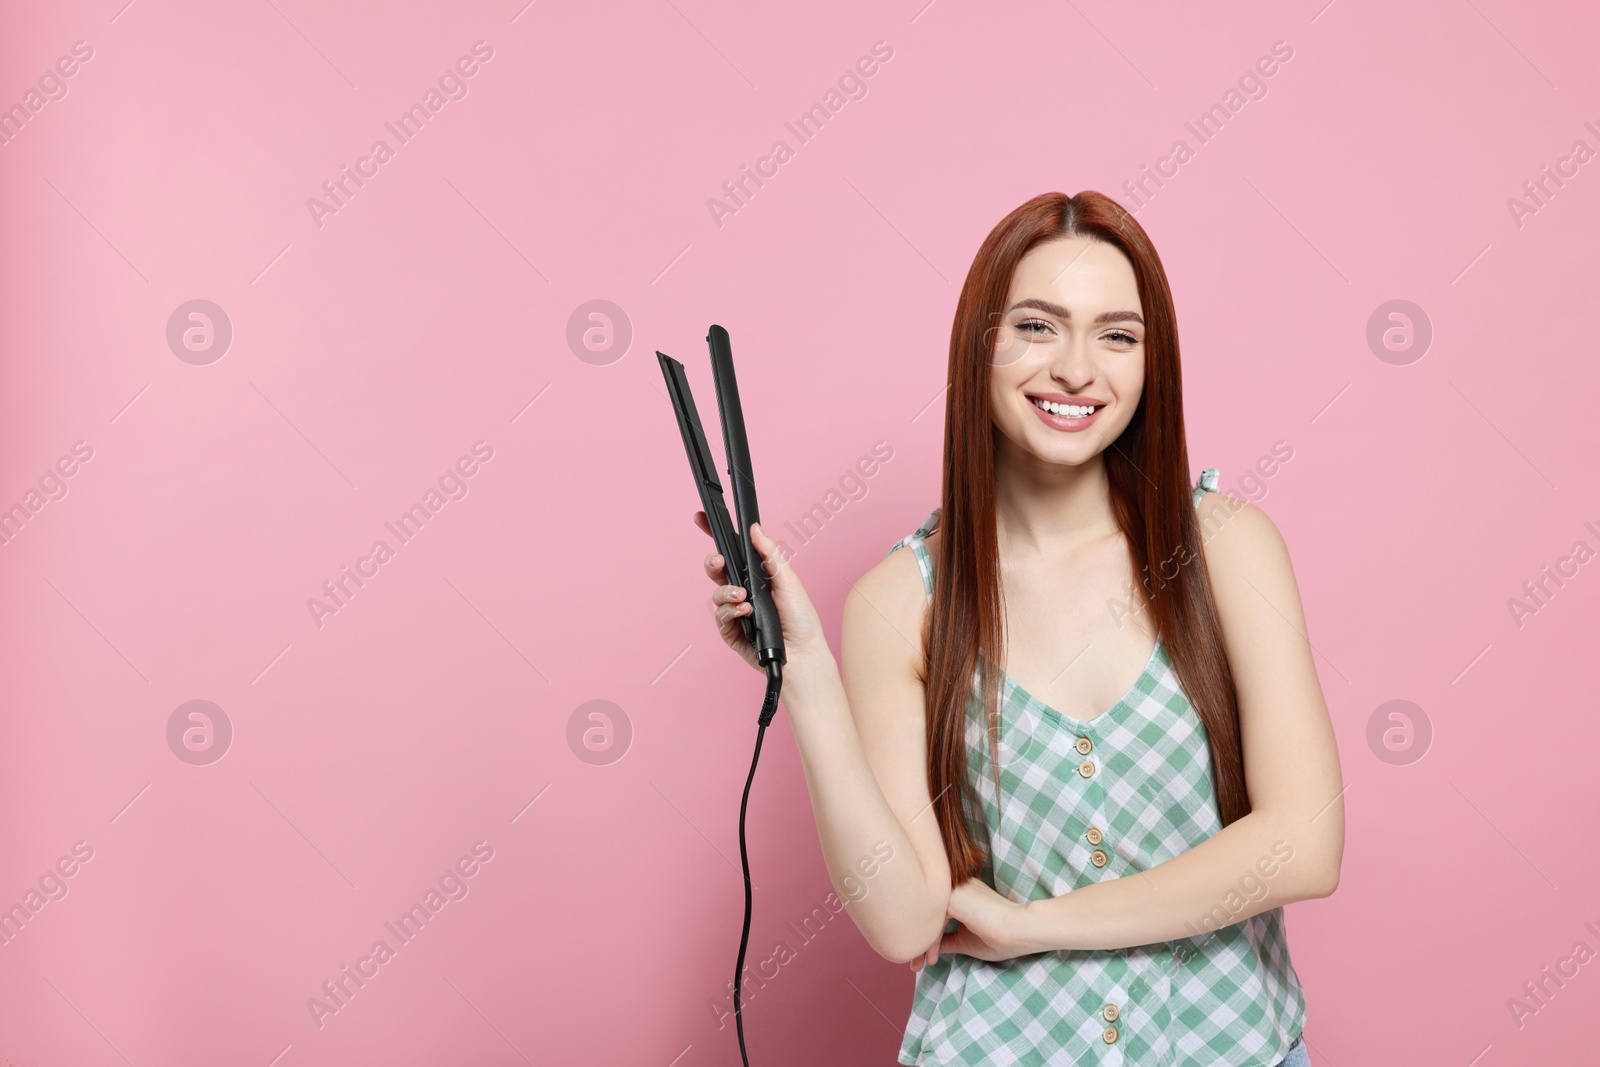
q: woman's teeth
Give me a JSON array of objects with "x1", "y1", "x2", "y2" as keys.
[{"x1": 1031, "y1": 397, "x2": 1098, "y2": 418}]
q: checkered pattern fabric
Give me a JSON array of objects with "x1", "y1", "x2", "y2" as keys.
[{"x1": 884, "y1": 468, "x2": 1307, "y2": 1066}]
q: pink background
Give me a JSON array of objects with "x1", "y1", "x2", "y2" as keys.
[{"x1": 2, "y1": 0, "x2": 1597, "y2": 1063}]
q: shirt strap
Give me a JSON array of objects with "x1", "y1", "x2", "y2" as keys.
[{"x1": 885, "y1": 507, "x2": 940, "y2": 601}]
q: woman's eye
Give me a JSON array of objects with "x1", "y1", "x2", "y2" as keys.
[
  {"x1": 1016, "y1": 320, "x2": 1051, "y2": 336},
  {"x1": 1105, "y1": 330, "x2": 1139, "y2": 345}
]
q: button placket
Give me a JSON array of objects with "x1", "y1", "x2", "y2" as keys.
[
  {"x1": 1075, "y1": 733, "x2": 1110, "y2": 888},
  {"x1": 1073, "y1": 725, "x2": 1102, "y2": 780},
  {"x1": 1090, "y1": 974, "x2": 1129, "y2": 1063}
]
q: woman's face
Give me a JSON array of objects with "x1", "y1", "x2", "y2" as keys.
[{"x1": 987, "y1": 236, "x2": 1147, "y2": 468}]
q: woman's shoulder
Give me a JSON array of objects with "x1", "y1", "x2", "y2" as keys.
[
  {"x1": 863, "y1": 514, "x2": 936, "y2": 605},
  {"x1": 844, "y1": 513, "x2": 938, "y2": 649},
  {"x1": 1195, "y1": 488, "x2": 1285, "y2": 556},
  {"x1": 840, "y1": 522, "x2": 934, "y2": 692},
  {"x1": 1194, "y1": 489, "x2": 1297, "y2": 613}
]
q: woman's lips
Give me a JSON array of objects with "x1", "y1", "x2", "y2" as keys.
[{"x1": 1028, "y1": 398, "x2": 1104, "y2": 432}]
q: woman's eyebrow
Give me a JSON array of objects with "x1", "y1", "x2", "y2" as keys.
[{"x1": 1010, "y1": 298, "x2": 1144, "y2": 325}]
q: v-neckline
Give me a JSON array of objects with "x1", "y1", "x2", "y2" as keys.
[{"x1": 992, "y1": 635, "x2": 1165, "y2": 731}]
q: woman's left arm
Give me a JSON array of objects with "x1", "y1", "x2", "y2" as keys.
[{"x1": 940, "y1": 494, "x2": 1345, "y2": 961}]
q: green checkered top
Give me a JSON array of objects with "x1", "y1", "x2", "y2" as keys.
[{"x1": 884, "y1": 468, "x2": 1307, "y2": 1066}]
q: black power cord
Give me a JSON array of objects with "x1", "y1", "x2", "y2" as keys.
[{"x1": 733, "y1": 662, "x2": 783, "y2": 1067}]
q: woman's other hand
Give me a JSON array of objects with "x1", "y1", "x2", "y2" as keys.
[{"x1": 910, "y1": 878, "x2": 1034, "y2": 968}]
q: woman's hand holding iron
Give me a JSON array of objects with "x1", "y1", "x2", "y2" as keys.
[{"x1": 695, "y1": 514, "x2": 831, "y2": 677}]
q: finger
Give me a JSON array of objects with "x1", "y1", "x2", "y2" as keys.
[
  {"x1": 748, "y1": 522, "x2": 793, "y2": 584},
  {"x1": 692, "y1": 510, "x2": 711, "y2": 537},
  {"x1": 703, "y1": 552, "x2": 731, "y2": 587}
]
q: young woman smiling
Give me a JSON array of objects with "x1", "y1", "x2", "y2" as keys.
[{"x1": 695, "y1": 191, "x2": 1343, "y2": 1066}]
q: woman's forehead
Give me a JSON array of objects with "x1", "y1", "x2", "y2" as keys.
[{"x1": 1008, "y1": 239, "x2": 1140, "y2": 310}]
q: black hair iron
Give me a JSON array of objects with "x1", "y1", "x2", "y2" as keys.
[{"x1": 657, "y1": 325, "x2": 785, "y2": 1067}]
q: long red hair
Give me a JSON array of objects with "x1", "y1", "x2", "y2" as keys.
[{"x1": 923, "y1": 190, "x2": 1250, "y2": 883}]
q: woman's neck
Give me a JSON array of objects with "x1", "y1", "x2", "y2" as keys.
[{"x1": 991, "y1": 444, "x2": 1121, "y2": 558}]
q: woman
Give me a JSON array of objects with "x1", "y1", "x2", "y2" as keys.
[{"x1": 695, "y1": 191, "x2": 1343, "y2": 1066}]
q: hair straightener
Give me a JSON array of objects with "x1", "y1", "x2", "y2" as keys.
[{"x1": 657, "y1": 325, "x2": 785, "y2": 1067}]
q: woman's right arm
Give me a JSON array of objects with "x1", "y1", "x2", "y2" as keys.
[{"x1": 702, "y1": 519, "x2": 952, "y2": 964}]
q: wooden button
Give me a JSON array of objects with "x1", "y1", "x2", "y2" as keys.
[
  {"x1": 1078, "y1": 760, "x2": 1095, "y2": 778},
  {"x1": 1102, "y1": 1026, "x2": 1119, "y2": 1044},
  {"x1": 1086, "y1": 827, "x2": 1104, "y2": 845},
  {"x1": 1075, "y1": 736, "x2": 1093, "y2": 755},
  {"x1": 1103, "y1": 1003, "x2": 1120, "y2": 1022},
  {"x1": 1091, "y1": 849, "x2": 1108, "y2": 868}
]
